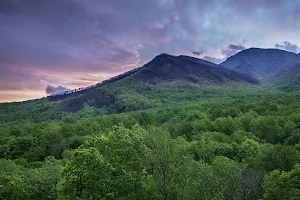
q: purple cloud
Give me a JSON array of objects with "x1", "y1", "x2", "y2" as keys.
[
  {"x1": 228, "y1": 44, "x2": 246, "y2": 50},
  {"x1": 202, "y1": 56, "x2": 225, "y2": 64},
  {"x1": 192, "y1": 50, "x2": 204, "y2": 56},
  {"x1": 221, "y1": 44, "x2": 246, "y2": 58},
  {"x1": 275, "y1": 41, "x2": 300, "y2": 53},
  {"x1": 46, "y1": 85, "x2": 69, "y2": 95}
]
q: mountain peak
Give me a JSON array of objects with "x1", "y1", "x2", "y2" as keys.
[
  {"x1": 220, "y1": 48, "x2": 300, "y2": 88},
  {"x1": 153, "y1": 53, "x2": 176, "y2": 60},
  {"x1": 230, "y1": 47, "x2": 298, "y2": 58},
  {"x1": 134, "y1": 53, "x2": 259, "y2": 84}
]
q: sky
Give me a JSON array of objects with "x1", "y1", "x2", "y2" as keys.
[{"x1": 0, "y1": 0, "x2": 300, "y2": 102}]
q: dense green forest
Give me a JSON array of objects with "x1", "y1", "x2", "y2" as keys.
[{"x1": 1, "y1": 79, "x2": 300, "y2": 199}]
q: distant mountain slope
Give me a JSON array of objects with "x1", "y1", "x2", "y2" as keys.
[
  {"x1": 220, "y1": 48, "x2": 300, "y2": 91},
  {"x1": 133, "y1": 54, "x2": 259, "y2": 84},
  {"x1": 220, "y1": 48, "x2": 300, "y2": 80},
  {"x1": 273, "y1": 63, "x2": 300, "y2": 91}
]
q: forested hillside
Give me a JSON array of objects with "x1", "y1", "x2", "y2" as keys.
[{"x1": 1, "y1": 54, "x2": 300, "y2": 199}]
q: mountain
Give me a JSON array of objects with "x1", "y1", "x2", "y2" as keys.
[
  {"x1": 220, "y1": 48, "x2": 300, "y2": 90},
  {"x1": 56, "y1": 54, "x2": 259, "y2": 112},
  {"x1": 133, "y1": 54, "x2": 259, "y2": 84},
  {"x1": 273, "y1": 63, "x2": 300, "y2": 91},
  {"x1": 220, "y1": 48, "x2": 300, "y2": 79}
]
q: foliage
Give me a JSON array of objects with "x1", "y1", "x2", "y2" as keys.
[
  {"x1": 0, "y1": 157, "x2": 62, "y2": 200},
  {"x1": 1, "y1": 81, "x2": 300, "y2": 199},
  {"x1": 264, "y1": 164, "x2": 300, "y2": 200}
]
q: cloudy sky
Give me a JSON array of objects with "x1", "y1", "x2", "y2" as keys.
[{"x1": 1, "y1": 0, "x2": 300, "y2": 102}]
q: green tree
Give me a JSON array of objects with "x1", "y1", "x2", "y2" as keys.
[
  {"x1": 25, "y1": 157, "x2": 62, "y2": 200},
  {"x1": 237, "y1": 139, "x2": 261, "y2": 167},
  {"x1": 0, "y1": 159, "x2": 30, "y2": 200},
  {"x1": 258, "y1": 144, "x2": 300, "y2": 172},
  {"x1": 264, "y1": 165, "x2": 300, "y2": 200},
  {"x1": 59, "y1": 124, "x2": 147, "y2": 199},
  {"x1": 215, "y1": 117, "x2": 237, "y2": 135},
  {"x1": 250, "y1": 116, "x2": 284, "y2": 143},
  {"x1": 144, "y1": 128, "x2": 192, "y2": 199}
]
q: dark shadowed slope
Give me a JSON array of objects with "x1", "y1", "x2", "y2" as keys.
[
  {"x1": 133, "y1": 54, "x2": 259, "y2": 84},
  {"x1": 273, "y1": 63, "x2": 300, "y2": 91},
  {"x1": 220, "y1": 48, "x2": 300, "y2": 80}
]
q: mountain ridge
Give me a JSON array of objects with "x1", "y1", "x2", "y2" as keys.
[
  {"x1": 133, "y1": 53, "x2": 259, "y2": 84},
  {"x1": 220, "y1": 48, "x2": 300, "y2": 90},
  {"x1": 49, "y1": 53, "x2": 259, "y2": 104},
  {"x1": 220, "y1": 48, "x2": 300, "y2": 78},
  {"x1": 56, "y1": 53, "x2": 260, "y2": 112}
]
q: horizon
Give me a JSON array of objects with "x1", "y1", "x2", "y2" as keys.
[{"x1": 1, "y1": 0, "x2": 300, "y2": 102}]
